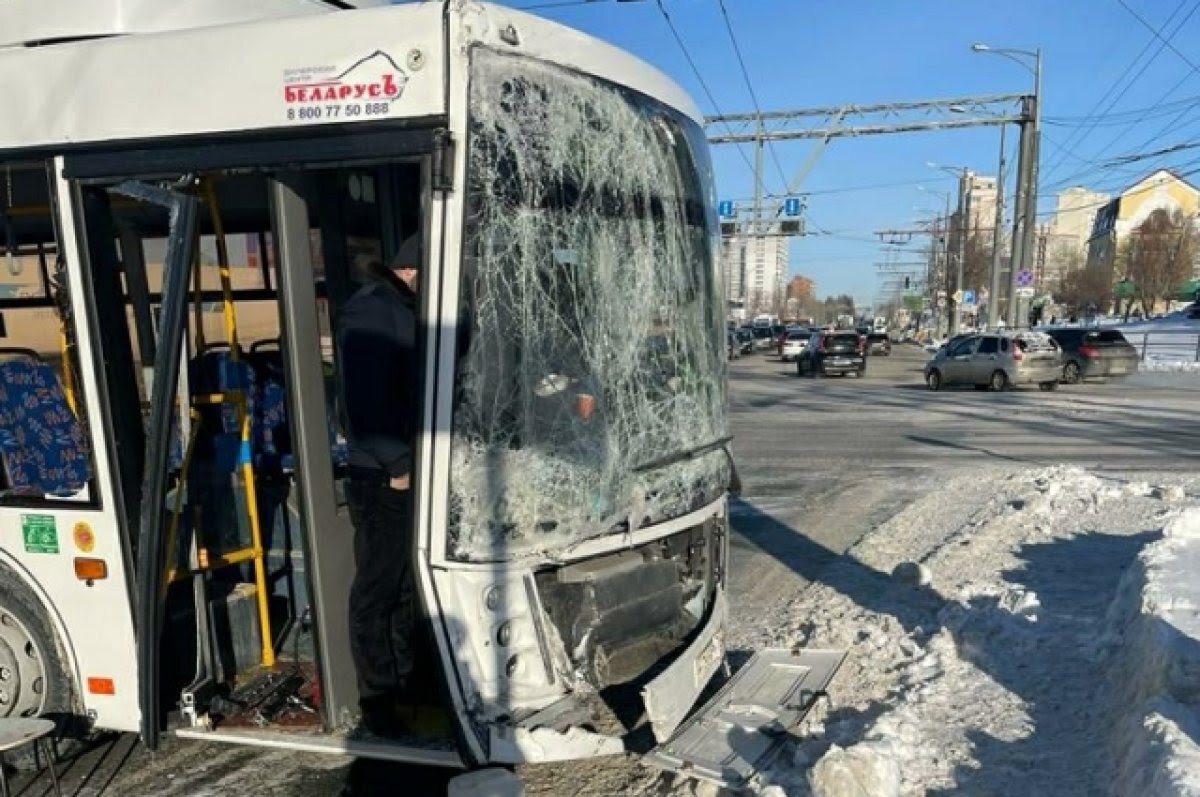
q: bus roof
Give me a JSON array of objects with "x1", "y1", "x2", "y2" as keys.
[
  {"x1": 0, "y1": 2, "x2": 701, "y2": 156},
  {"x1": 0, "y1": 0, "x2": 390, "y2": 48}
]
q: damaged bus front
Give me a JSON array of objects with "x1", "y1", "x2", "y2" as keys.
[
  {"x1": 442, "y1": 45, "x2": 733, "y2": 756},
  {"x1": 420, "y1": 33, "x2": 843, "y2": 783}
]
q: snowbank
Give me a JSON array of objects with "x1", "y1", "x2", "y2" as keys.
[
  {"x1": 1108, "y1": 509, "x2": 1200, "y2": 797},
  {"x1": 735, "y1": 466, "x2": 1200, "y2": 796}
]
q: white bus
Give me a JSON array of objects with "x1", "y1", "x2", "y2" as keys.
[{"x1": 0, "y1": 0, "x2": 840, "y2": 787}]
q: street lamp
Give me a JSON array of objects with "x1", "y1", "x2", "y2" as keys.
[
  {"x1": 926, "y1": 163, "x2": 971, "y2": 334},
  {"x1": 973, "y1": 42, "x2": 1042, "y2": 328}
]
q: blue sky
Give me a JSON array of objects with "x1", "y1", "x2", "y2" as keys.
[{"x1": 428, "y1": 1, "x2": 1200, "y2": 306}]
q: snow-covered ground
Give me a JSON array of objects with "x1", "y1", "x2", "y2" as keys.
[
  {"x1": 1111, "y1": 310, "x2": 1200, "y2": 371},
  {"x1": 722, "y1": 465, "x2": 1200, "y2": 797}
]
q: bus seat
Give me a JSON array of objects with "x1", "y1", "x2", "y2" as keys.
[
  {"x1": 247, "y1": 341, "x2": 290, "y2": 471},
  {"x1": 248, "y1": 339, "x2": 347, "y2": 472},
  {"x1": 0, "y1": 359, "x2": 91, "y2": 496},
  {"x1": 189, "y1": 346, "x2": 256, "y2": 474}
]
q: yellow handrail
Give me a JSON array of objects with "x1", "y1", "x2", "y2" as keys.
[{"x1": 198, "y1": 177, "x2": 274, "y2": 668}]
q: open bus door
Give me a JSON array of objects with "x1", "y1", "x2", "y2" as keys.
[
  {"x1": 96, "y1": 180, "x2": 200, "y2": 751},
  {"x1": 68, "y1": 132, "x2": 475, "y2": 765}
]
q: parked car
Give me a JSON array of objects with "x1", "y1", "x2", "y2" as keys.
[
  {"x1": 735, "y1": 327, "x2": 755, "y2": 354},
  {"x1": 865, "y1": 332, "x2": 891, "y2": 356},
  {"x1": 780, "y1": 329, "x2": 813, "y2": 362},
  {"x1": 797, "y1": 330, "x2": 866, "y2": 377},
  {"x1": 1045, "y1": 328, "x2": 1138, "y2": 383},
  {"x1": 924, "y1": 333, "x2": 1061, "y2": 391}
]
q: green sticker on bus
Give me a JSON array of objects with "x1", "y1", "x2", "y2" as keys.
[{"x1": 21, "y1": 514, "x2": 59, "y2": 554}]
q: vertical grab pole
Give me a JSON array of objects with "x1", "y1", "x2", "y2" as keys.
[{"x1": 201, "y1": 179, "x2": 274, "y2": 667}]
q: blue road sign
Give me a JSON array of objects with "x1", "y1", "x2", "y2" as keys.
[
  {"x1": 718, "y1": 200, "x2": 734, "y2": 218},
  {"x1": 961, "y1": 290, "x2": 975, "y2": 306},
  {"x1": 1016, "y1": 269, "x2": 1034, "y2": 287},
  {"x1": 783, "y1": 197, "x2": 802, "y2": 217}
]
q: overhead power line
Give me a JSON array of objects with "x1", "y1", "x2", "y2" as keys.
[
  {"x1": 1042, "y1": 0, "x2": 1198, "y2": 182},
  {"x1": 651, "y1": 0, "x2": 759, "y2": 184},
  {"x1": 714, "y1": 0, "x2": 789, "y2": 193}
]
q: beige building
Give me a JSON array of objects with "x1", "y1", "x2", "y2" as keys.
[
  {"x1": 1040, "y1": 187, "x2": 1109, "y2": 285},
  {"x1": 948, "y1": 172, "x2": 998, "y2": 250},
  {"x1": 1086, "y1": 169, "x2": 1200, "y2": 277}
]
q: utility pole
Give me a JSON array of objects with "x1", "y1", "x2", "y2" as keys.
[
  {"x1": 1007, "y1": 108, "x2": 1034, "y2": 327},
  {"x1": 1022, "y1": 48, "x2": 1043, "y2": 327},
  {"x1": 988, "y1": 124, "x2": 1007, "y2": 329},
  {"x1": 953, "y1": 171, "x2": 968, "y2": 334},
  {"x1": 1003, "y1": 57, "x2": 1041, "y2": 328}
]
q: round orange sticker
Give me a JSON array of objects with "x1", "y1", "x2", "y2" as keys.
[{"x1": 73, "y1": 522, "x2": 95, "y2": 553}]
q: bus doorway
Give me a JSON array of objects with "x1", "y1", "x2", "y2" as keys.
[{"x1": 70, "y1": 152, "x2": 457, "y2": 762}]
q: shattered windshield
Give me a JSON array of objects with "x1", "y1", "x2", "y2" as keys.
[{"x1": 448, "y1": 49, "x2": 728, "y2": 562}]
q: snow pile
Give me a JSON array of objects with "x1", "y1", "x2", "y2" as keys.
[
  {"x1": 1140, "y1": 358, "x2": 1200, "y2": 374},
  {"x1": 734, "y1": 465, "x2": 1200, "y2": 796},
  {"x1": 1107, "y1": 509, "x2": 1200, "y2": 797}
]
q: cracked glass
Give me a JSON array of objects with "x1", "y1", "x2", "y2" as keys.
[{"x1": 449, "y1": 49, "x2": 729, "y2": 562}]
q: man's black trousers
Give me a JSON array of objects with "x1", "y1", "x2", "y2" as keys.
[{"x1": 345, "y1": 469, "x2": 416, "y2": 700}]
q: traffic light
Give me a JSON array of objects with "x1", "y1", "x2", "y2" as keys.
[{"x1": 904, "y1": 276, "x2": 911, "y2": 290}]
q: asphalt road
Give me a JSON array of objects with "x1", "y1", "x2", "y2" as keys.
[{"x1": 12, "y1": 347, "x2": 1198, "y2": 796}]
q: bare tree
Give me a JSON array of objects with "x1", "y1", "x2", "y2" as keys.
[
  {"x1": 1055, "y1": 267, "x2": 1113, "y2": 318},
  {"x1": 1123, "y1": 208, "x2": 1197, "y2": 316}
]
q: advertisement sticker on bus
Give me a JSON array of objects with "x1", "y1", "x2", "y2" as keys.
[
  {"x1": 282, "y1": 50, "x2": 409, "y2": 125},
  {"x1": 21, "y1": 514, "x2": 59, "y2": 554}
]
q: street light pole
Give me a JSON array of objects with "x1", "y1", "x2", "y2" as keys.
[
  {"x1": 972, "y1": 43, "x2": 1041, "y2": 328},
  {"x1": 1021, "y1": 48, "x2": 1043, "y2": 327},
  {"x1": 988, "y1": 124, "x2": 1007, "y2": 329}
]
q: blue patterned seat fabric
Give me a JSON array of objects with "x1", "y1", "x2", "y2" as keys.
[
  {"x1": 189, "y1": 348, "x2": 256, "y2": 474},
  {"x1": 0, "y1": 360, "x2": 91, "y2": 496}
]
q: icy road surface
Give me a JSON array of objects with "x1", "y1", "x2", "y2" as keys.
[{"x1": 11, "y1": 349, "x2": 1199, "y2": 796}]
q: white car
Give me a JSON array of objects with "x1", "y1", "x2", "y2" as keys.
[{"x1": 780, "y1": 330, "x2": 813, "y2": 361}]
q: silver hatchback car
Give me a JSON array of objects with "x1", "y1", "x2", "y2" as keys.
[{"x1": 924, "y1": 332, "x2": 1062, "y2": 392}]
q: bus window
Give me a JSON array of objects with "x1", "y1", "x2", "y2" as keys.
[
  {"x1": 450, "y1": 50, "x2": 728, "y2": 562},
  {"x1": 0, "y1": 160, "x2": 94, "y2": 502}
]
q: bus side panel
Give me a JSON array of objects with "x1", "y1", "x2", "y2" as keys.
[
  {"x1": 8, "y1": 162, "x2": 144, "y2": 735},
  {"x1": 0, "y1": 511, "x2": 139, "y2": 733}
]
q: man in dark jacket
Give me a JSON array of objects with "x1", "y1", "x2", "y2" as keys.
[{"x1": 336, "y1": 235, "x2": 421, "y2": 736}]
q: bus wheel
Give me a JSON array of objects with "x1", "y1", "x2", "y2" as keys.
[{"x1": 0, "y1": 577, "x2": 83, "y2": 768}]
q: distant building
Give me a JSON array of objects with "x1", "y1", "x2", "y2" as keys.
[
  {"x1": 1039, "y1": 187, "x2": 1109, "y2": 286},
  {"x1": 949, "y1": 171, "x2": 999, "y2": 254},
  {"x1": 720, "y1": 235, "x2": 746, "y2": 312},
  {"x1": 1086, "y1": 169, "x2": 1200, "y2": 278}
]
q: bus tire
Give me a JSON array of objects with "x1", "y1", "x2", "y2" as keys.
[{"x1": 0, "y1": 569, "x2": 85, "y2": 769}]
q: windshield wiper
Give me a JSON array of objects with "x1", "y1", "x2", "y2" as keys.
[{"x1": 632, "y1": 435, "x2": 735, "y2": 474}]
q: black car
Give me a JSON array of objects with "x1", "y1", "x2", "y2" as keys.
[
  {"x1": 797, "y1": 330, "x2": 866, "y2": 377},
  {"x1": 1045, "y1": 328, "x2": 1139, "y2": 383},
  {"x1": 735, "y1": 327, "x2": 755, "y2": 354}
]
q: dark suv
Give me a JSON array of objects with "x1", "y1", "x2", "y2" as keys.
[
  {"x1": 1045, "y1": 328, "x2": 1139, "y2": 383},
  {"x1": 797, "y1": 330, "x2": 866, "y2": 377}
]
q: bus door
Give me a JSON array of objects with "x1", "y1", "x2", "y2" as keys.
[{"x1": 65, "y1": 131, "x2": 468, "y2": 757}]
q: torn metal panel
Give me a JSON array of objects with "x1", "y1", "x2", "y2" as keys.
[
  {"x1": 641, "y1": 590, "x2": 727, "y2": 742},
  {"x1": 450, "y1": 47, "x2": 727, "y2": 562},
  {"x1": 644, "y1": 648, "x2": 847, "y2": 791}
]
